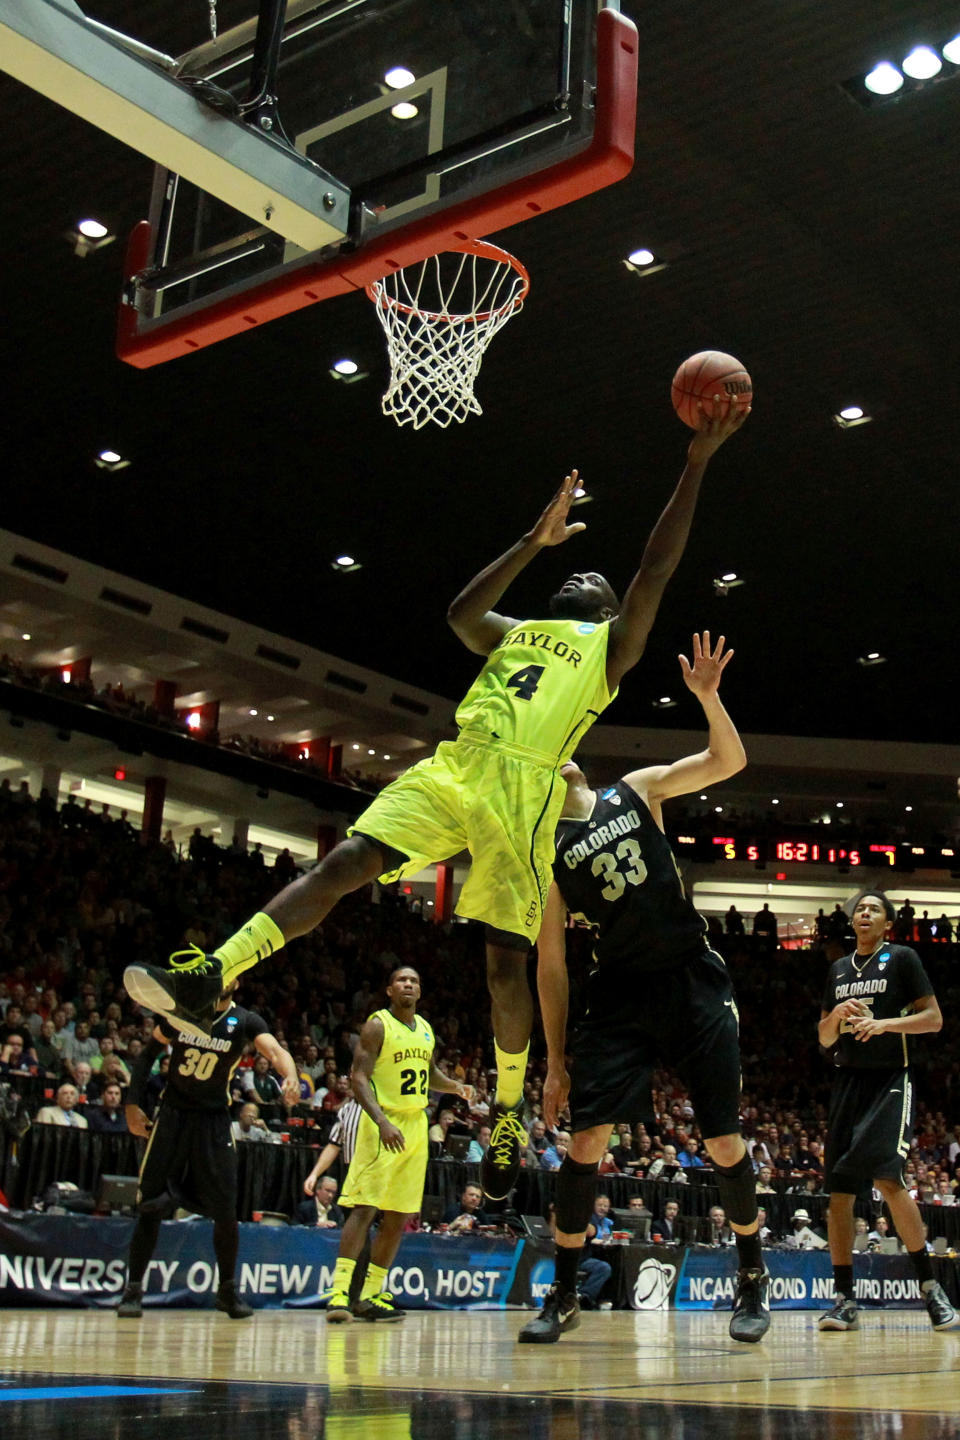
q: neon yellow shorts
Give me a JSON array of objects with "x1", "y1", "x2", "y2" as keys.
[
  {"x1": 340, "y1": 1108, "x2": 428, "y2": 1214},
  {"x1": 347, "y1": 735, "x2": 564, "y2": 943}
]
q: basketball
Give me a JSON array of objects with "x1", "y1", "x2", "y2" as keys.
[{"x1": 671, "y1": 350, "x2": 752, "y2": 429}]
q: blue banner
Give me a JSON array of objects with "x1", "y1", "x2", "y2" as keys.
[
  {"x1": 0, "y1": 1215, "x2": 537, "y2": 1311},
  {"x1": 672, "y1": 1245, "x2": 926, "y2": 1311}
]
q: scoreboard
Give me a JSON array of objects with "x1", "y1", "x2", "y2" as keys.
[{"x1": 672, "y1": 834, "x2": 958, "y2": 871}]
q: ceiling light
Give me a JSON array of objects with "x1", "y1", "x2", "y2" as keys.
[
  {"x1": 329, "y1": 357, "x2": 368, "y2": 384},
  {"x1": 833, "y1": 406, "x2": 872, "y2": 429},
  {"x1": 67, "y1": 219, "x2": 115, "y2": 256},
  {"x1": 94, "y1": 448, "x2": 131, "y2": 471},
  {"x1": 266, "y1": 714, "x2": 275, "y2": 722},
  {"x1": 771, "y1": 798, "x2": 779, "y2": 805},
  {"x1": 857, "y1": 652, "x2": 886, "y2": 667},
  {"x1": 943, "y1": 35, "x2": 960, "y2": 65},
  {"x1": 331, "y1": 555, "x2": 362, "y2": 573},
  {"x1": 391, "y1": 101, "x2": 419, "y2": 120},
  {"x1": 186, "y1": 712, "x2": 202, "y2": 730},
  {"x1": 901, "y1": 46, "x2": 942, "y2": 80},
  {"x1": 352, "y1": 743, "x2": 360, "y2": 750},
  {"x1": 249, "y1": 708, "x2": 258, "y2": 716},
  {"x1": 628, "y1": 248, "x2": 655, "y2": 266},
  {"x1": 721, "y1": 572, "x2": 738, "y2": 583},
  {"x1": 333, "y1": 358, "x2": 358, "y2": 375},
  {"x1": 714, "y1": 806, "x2": 722, "y2": 813},
  {"x1": 384, "y1": 754, "x2": 391, "y2": 760},
  {"x1": 368, "y1": 748, "x2": 375, "y2": 755},
  {"x1": 652, "y1": 696, "x2": 677, "y2": 709},
  {"x1": 700, "y1": 794, "x2": 707, "y2": 801},
  {"x1": 384, "y1": 66, "x2": 416, "y2": 89},
  {"x1": 836, "y1": 801, "x2": 843, "y2": 808},
  {"x1": 864, "y1": 62, "x2": 904, "y2": 96},
  {"x1": 905, "y1": 805, "x2": 913, "y2": 813},
  {"x1": 21, "y1": 633, "x2": 30, "y2": 641}
]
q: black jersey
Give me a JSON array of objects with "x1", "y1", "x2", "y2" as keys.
[
  {"x1": 822, "y1": 944, "x2": 933, "y2": 1070},
  {"x1": 553, "y1": 779, "x2": 706, "y2": 970},
  {"x1": 158, "y1": 1004, "x2": 268, "y2": 1111}
]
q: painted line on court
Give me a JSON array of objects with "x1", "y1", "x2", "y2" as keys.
[{"x1": 0, "y1": 1385, "x2": 200, "y2": 1403}]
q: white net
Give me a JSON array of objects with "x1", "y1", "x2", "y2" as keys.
[{"x1": 366, "y1": 241, "x2": 529, "y2": 430}]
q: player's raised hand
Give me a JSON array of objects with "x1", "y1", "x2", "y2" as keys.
[
  {"x1": 281, "y1": 1076, "x2": 301, "y2": 1106},
  {"x1": 528, "y1": 470, "x2": 587, "y2": 548},
  {"x1": 679, "y1": 631, "x2": 734, "y2": 698},
  {"x1": 687, "y1": 393, "x2": 750, "y2": 463},
  {"x1": 379, "y1": 1118, "x2": 406, "y2": 1152}
]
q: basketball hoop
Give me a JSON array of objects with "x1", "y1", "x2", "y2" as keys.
[{"x1": 366, "y1": 240, "x2": 530, "y2": 430}]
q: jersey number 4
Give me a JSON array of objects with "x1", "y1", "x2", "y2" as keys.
[
  {"x1": 592, "y1": 837, "x2": 648, "y2": 901},
  {"x1": 506, "y1": 665, "x2": 545, "y2": 701},
  {"x1": 399, "y1": 1068, "x2": 428, "y2": 1096}
]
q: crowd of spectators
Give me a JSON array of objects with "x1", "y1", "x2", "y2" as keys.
[
  {"x1": 1, "y1": 781, "x2": 960, "y2": 1246},
  {"x1": 0, "y1": 652, "x2": 373, "y2": 790}
]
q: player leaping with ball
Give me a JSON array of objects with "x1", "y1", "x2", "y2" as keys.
[{"x1": 125, "y1": 397, "x2": 749, "y2": 1202}]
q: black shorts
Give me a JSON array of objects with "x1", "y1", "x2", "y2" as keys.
[
  {"x1": 138, "y1": 1101, "x2": 238, "y2": 1224},
  {"x1": 824, "y1": 1067, "x2": 915, "y2": 1193},
  {"x1": 568, "y1": 948, "x2": 741, "y2": 1138}
]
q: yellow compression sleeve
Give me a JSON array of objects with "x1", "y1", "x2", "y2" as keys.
[{"x1": 214, "y1": 911, "x2": 286, "y2": 982}]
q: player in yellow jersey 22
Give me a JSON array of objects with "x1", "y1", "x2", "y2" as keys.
[
  {"x1": 125, "y1": 396, "x2": 749, "y2": 1201},
  {"x1": 327, "y1": 965, "x2": 469, "y2": 1321}
]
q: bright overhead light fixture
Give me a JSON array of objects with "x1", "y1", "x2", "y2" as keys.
[
  {"x1": 628, "y1": 248, "x2": 655, "y2": 266},
  {"x1": 249, "y1": 708, "x2": 258, "y2": 717},
  {"x1": 713, "y1": 572, "x2": 744, "y2": 595},
  {"x1": 331, "y1": 555, "x2": 362, "y2": 573},
  {"x1": 333, "y1": 358, "x2": 358, "y2": 375},
  {"x1": 329, "y1": 357, "x2": 368, "y2": 384},
  {"x1": 864, "y1": 62, "x2": 904, "y2": 95},
  {"x1": 266, "y1": 714, "x2": 275, "y2": 722},
  {"x1": 624, "y1": 247, "x2": 668, "y2": 277},
  {"x1": 67, "y1": 218, "x2": 115, "y2": 256},
  {"x1": 905, "y1": 805, "x2": 913, "y2": 813},
  {"x1": 833, "y1": 406, "x2": 872, "y2": 429},
  {"x1": 836, "y1": 801, "x2": 844, "y2": 808},
  {"x1": 857, "y1": 652, "x2": 887, "y2": 667},
  {"x1": 78, "y1": 218, "x2": 109, "y2": 238},
  {"x1": 352, "y1": 743, "x2": 360, "y2": 750},
  {"x1": 384, "y1": 66, "x2": 416, "y2": 89},
  {"x1": 21, "y1": 633, "x2": 30, "y2": 641},
  {"x1": 652, "y1": 696, "x2": 677, "y2": 709},
  {"x1": 94, "y1": 448, "x2": 131, "y2": 471},
  {"x1": 943, "y1": 35, "x2": 960, "y2": 65},
  {"x1": 391, "y1": 101, "x2": 419, "y2": 120},
  {"x1": 901, "y1": 45, "x2": 942, "y2": 80},
  {"x1": 368, "y1": 748, "x2": 375, "y2": 755},
  {"x1": 771, "y1": 798, "x2": 779, "y2": 805}
]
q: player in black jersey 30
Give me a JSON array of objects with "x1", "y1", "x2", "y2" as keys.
[
  {"x1": 818, "y1": 892, "x2": 958, "y2": 1333},
  {"x1": 520, "y1": 633, "x2": 771, "y2": 1345},
  {"x1": 116, "y1": 982, "x2": 299, "y2": 1319}
]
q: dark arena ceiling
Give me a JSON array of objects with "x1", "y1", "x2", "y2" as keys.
[{"x1": 4, "y1": 1, "x2": 960, "y2": 746}]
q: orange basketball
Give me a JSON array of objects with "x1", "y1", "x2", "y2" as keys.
[{"x1": 671, "y1": 350, "x2": 752, "y2": 429}]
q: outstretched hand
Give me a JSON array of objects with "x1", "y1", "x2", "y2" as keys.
[
  {"x1": 678, "y1": 631, "x2": 734, "y2": 698},
  {"x1": 687, "y1": 394, "x2": 750, "y2": 464},
  {"x1": 528, "y1": 470, "x2": 588, "y2": 548}
]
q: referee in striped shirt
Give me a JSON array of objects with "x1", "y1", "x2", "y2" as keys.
[{"x1": 301, "y1": 1098, "x2": 366, "y2": 1301}]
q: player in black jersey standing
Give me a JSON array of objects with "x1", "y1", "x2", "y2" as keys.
[
  {"x1": 520, "y1": 632, "x2": 770, "y2": 1345},
  {"x1": 116, "y1": 982, "x2": 299, "y2": 1319},
  {"x1": 818, "y1": 892, "x2": 958, "y2": 1332}
]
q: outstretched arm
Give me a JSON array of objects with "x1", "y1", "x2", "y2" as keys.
[
  {"x1": 255, "y1": 1032, "x2": 301, "y2": 1105},
  {"x1": 605, "y1": 401, "x2": 749, "y2": 689},
  {"x1": 624, "y1": 633, "x2": 746, "y2": 811},
  {"x1": 446, "y1": 471, "x2": 586, "y2": 654}
]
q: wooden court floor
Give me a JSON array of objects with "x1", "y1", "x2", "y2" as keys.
[{"x1": 3, "y1": 1308, "x2": 960, "y2": 1438}]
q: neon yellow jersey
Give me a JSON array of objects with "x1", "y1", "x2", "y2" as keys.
[
  {"x1": 454, "y1": 618, "x2": 616, "y2": 763},
  {"x1": 370, "y1": 1008, "x2": 436, "y2": 1113}
]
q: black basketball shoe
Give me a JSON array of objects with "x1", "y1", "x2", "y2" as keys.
[
  {"x1": 480, "y1": 1102, "x2": 528, "y2": 1201},
  {"x1": 215, "y1": 1281, "x2": 254, "y2": 1320},
  {"x1": 729, "y1": 1267, "x2": 771, "y2": 1343},
  {"x1": 116, "y1": 1282, "x2": 143, "y2": 1318},
  {"x1": 123, "y1": 947, "x2": 224, "y2": 1040},
  {"x1": 517, "y1": 1286, "x2": 580, "y2": 1344},
  {"x1": 923, "y1": 1280, "x2": 960, "y2": 1331}
]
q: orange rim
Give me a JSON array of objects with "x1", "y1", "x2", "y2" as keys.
[{"x1": 366, "y1": 239, "x2": 530, "y2": 323}]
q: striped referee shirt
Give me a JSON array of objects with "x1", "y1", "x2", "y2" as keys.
[{"x1": 330, "y1": 1099, "x2": 361, "y2": 1165}]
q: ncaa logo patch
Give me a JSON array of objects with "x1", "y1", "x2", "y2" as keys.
[
  {"x1": 601, "y1": 788, "x2": 621, "y2": 804},
  {"x1": 577, "y1": 623, "x2": 597, "y2": 635},
  {"x1": 632, "y1": 1258, "x2": 676, "y2": 1310},
  {"x1": 226, "y1": 1016, "x2": 238, "y2": 1031}
]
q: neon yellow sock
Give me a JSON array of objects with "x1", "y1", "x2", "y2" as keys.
[
  {"x1": 214, "y1": 911, "x2": 286, "y2": 983},
  {"x1": 332, "y1": 1256, "x2": 355, "y2": 1296},
  {"x1": 494, "y1": 1042, "x2": 528, "y2": 1108},
  {"x1": 360, "y1": 1263, "x2": 388, "y2": 1302}
]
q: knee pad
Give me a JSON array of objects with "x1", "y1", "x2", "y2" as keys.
[
  {"x1": 554, "y1": 1155, "x2": 600, "y2": 1236},
  {"x1": 711, "y1": 1150, "x2": 758, "y2": 1228}
]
